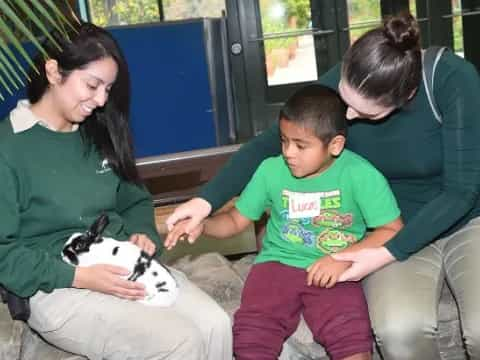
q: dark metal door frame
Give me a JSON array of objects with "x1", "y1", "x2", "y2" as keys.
[{"x1": 225, "y1": 0, "x2": 349, "y2": 140}]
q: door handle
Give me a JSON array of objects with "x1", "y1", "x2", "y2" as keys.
[{"x1": 231, "y1": 42, "x2": 243, "y2": 55}]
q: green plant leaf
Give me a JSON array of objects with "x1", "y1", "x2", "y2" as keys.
[
  {"x1": 27, "y1": 0, "x2": 67, "y2": 35},
  {"x1": 43, "y1": 0, "x2": 79, "y2": 34},
  {"x1": 9, "y1": 0, "x2": 63, "y2": 51},
  {"x1": 0, "y1": 0, "x2": 77, "y2": 102},
  {"x1": 0, "y1": 36, "x2": 31, "y2": 81},
  {"x1": 0, "y1": 44, "x2": 25, "y2": 87},
  {"x1": 0, "y1": 71, "x2": 13, "y2": 96},
  {"x1": 0, "y1": 15, "x2": 41, "y2": 74},
  {"x1": 0, "y1": 2, "x2": 49, "y2": 60},
  {"x1": 0, "y1": 57, "x2": 20, "y2": 91}
]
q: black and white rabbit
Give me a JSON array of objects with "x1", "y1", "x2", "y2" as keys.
[{"x1": 62, "y1": 214, "x2": 179, "y2": 306}]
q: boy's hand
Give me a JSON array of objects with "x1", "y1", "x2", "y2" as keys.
[
  {"x1": 306, "y1": 256, "x2": 352, "y2": 288},
  {"x1": 165, "y1": 197, "x2": 212, "y2": 231},
  {"x1": 164, "y1": 219, "x2": 204, "y2": 250},
  {"x1": 129, "y1": 233, "x2": 156, "y2": 256}
]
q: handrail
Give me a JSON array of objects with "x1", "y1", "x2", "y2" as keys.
[
  {"x1": 250, "y1": 28, "x2": 334, "y2": 41},
  {"x1": 136, "y1": 144, "x2": 241, "y2": 168},
  {"x1": 136, "y1": 144, "x2": 241, "y2": 205}
]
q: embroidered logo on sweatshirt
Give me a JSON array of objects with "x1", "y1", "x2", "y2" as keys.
[{"x1": 96, "y1": 159, "x2": 111, "y2": 174}]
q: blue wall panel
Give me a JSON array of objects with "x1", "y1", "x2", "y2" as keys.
[{"x1": 111, "y1": 21, "x2": 218, "y2": 158}]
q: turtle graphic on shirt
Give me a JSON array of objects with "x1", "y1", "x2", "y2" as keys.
[
  {"x1": 316, "y1": 229, "x2": 357, "y2": 253},
  {"x1": 281, "y1": 223, "x2": 316, "y2": 247}
]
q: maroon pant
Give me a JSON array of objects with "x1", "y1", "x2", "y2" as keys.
[{"x1": 233, "y1": 262, "x2": 373, "y2": 360}]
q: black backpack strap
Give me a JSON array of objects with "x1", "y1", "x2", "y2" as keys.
[
  {"x1": 422, "y1": 46, "x2": 447, "y2": 123},
  {"x1": 0, "y1": 284, "x2": 30, "y2": 321}
]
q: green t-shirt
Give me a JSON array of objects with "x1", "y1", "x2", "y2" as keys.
[{"x1": 235, "y1": 150, "x2": 400, "y2": 269}]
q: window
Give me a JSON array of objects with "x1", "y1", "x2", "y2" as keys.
[
  {"x1": 259, "y1": 0, "x2": 317, "y2": 86},
  {"x1": 451, "y1": 0, "x2": 464, "y2": 56},
  {"x1": 87, "y1": 0, "x2": 161, "y2": 26},
  {"x1": 84, "y1": 0, "x2": 226, "y2": 26},
  {"x1": 162, "y1": 0, "x2": 226, "y2": 20},
  {"x1": 347, "y1": 0, "x2": 381, "y2": 44}
]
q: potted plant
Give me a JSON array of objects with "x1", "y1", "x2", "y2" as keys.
[
  {"x1": 264, "y1": 41, "x2": 278, "y2": 78},
  {"x1": 0, "y1": 0, "x2": 77, "y2": 102}
]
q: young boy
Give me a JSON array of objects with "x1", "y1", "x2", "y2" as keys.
[{"x1": 167, "y1": 84, "x2": 403, "y2": 360}]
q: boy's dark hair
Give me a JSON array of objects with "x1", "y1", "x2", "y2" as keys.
[
  {"x1": 341, "y1": 12, "x2": 421, "y2": 108},
  {"x1": 27, "y1": 22, "x2": 140, "y2": 185},
  {"x1": 279, "y1": 84, "x2": 347, "y2": 144}
]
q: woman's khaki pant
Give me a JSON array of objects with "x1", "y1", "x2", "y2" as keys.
[
  {"x1": 28, "y1": 268, "x2": 232, "y2": 360},
  {"x1": 363, "y1": 217, "x2": 480, "y2": 360}
]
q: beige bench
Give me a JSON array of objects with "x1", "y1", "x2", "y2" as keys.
[{"x1": 0, "y1": 252, "x2": 464, "y2": 360}]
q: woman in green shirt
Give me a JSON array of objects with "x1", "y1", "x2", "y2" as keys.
[
  {"x1": 167, "y1": 13, "x2": 480, "y2": 359},
  {"x1": 0, "y1": 23, "x2": 231, "y2": 360}
]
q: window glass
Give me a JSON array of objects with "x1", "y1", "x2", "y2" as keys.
[
  {"x1": 87, "y1": 0, "x2": 226, "y2": 26},
  {"x1": 451, "y1": 0, "x2": 464, "y2": 56},
  {"x1": 259, "y1": 0, "x2": 317, "y2": 86},
  {"x1": 347, "y1": 0, "x2": 381, "y2": 44},
  {"x1": 409, "y1": 0, "x2": 417, "y2": 17},
  {"x1": 88, "y1": 0, "x2": 161, "y2": 26},
  {"x1": 163, "y1": 0, "x2": 226, "y2": 20}
]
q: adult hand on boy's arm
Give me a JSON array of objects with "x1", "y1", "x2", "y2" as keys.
[
  {"x1": 332, "y1": 247, "x2": 395, "y2": 281},
  {"x1": 306, "y1": 256, "x2": 352, "y2": 288},
  {"x1": 164, "y1": 219, "x2": 204, "y2": 250},
  {"x1": 331, "y1": 217, "x2": 403, "y2": 281}
]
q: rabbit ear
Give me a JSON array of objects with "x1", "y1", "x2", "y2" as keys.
[{"x1": 89, "y1": 213, "x2": 110, "y2": 238}]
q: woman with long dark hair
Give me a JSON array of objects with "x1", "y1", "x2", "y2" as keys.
[
  {"x1": 167, "y1": 13, "x2": 480, "y2": 359},
  {"x1": 0, "y1": 23, "x2": 231, "y2": 359}
]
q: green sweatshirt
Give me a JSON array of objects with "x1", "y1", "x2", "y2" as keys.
[
  {"x1": 0, "y1": 106, "x2": 160, "y2": 297},
  {"x1": 200, "y1": 50, "x2": 480, "y2": 261}
]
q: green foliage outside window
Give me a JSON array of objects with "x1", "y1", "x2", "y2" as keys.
[
  {"x1": 89, "y1": 0, "x2": 160, "y2": 27},
  {"x1": 452, "y1": 16, "x2": 464, "y2": 53},
  {"x1": 88, "y1": 0, "x2": 226, "y2": 25},
  {"x1": 451, "y1": 0, "x2": 464, "y2": 53},
  {"x1": 347, "y1": 0, "x2": 381, "y2": 43},
  {"x1": 260, "y1": 0, "x2": 310, "y2": 54},
  {"x1": 161, "y1": 0, "x2": 225, "y2": 20},
  {"x1": 285, "y1": 0, "x2": 310, "y2": 28}
]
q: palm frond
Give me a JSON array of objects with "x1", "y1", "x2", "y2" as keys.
[
  {"x1": 0, "y1": 0, "x2": 79, "y2": 102},
  {"x1": 0, "y1": 43, "x2": 26, "y2": 88},
  {"x1": 43, "y1": 0, "x2": 79, "y2": 34},
  {"x1": 8, "y1": 0, "x2": 63, "y2": 51}
]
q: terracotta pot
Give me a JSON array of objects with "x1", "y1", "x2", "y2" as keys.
[
  {"x1": 265, "y1": 53, "x2": 277, "y2": 77},
  {"x1": 288, "y1": 42, "x2": 297, "y2": 60},
  {"x1": 272, "y1": 47, "x2": 289, "y2": 68}
]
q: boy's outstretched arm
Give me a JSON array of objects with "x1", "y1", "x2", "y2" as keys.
[
  {"x1": 164, "y1": 207, "x2": 252, "y2": 249},
  {"x1": 203, "y1": 207, "x2": 253, "y2": 239}
]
